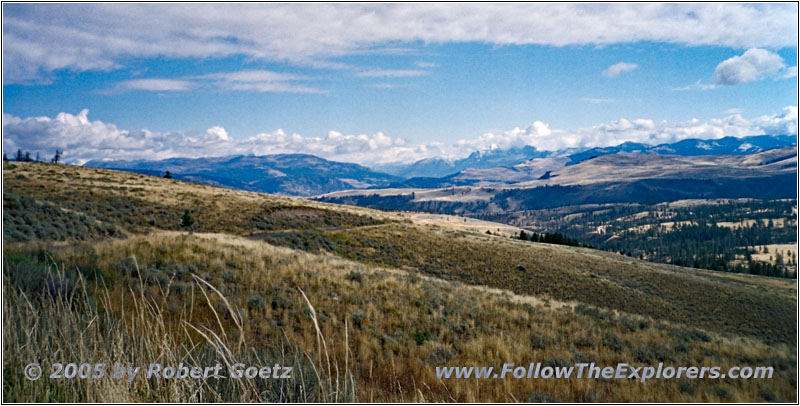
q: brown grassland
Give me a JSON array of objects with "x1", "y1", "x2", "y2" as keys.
[{"x1": 3, "y1": 161, "x2": 797, "y2": 402}]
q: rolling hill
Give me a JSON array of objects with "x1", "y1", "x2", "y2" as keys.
[
  {"x1": 85, "y1": 154, "x2": 400, "y2": 196},
  {"x1": 2, "y1": 160, "x2": 796, "y2": 402},
  {"x1": 3, "y1": 159, "x2": 797, "y2": 402}
]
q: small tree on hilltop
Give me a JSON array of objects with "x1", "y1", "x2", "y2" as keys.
[
  {"x1": 164, "y1": 171, "x2": 172, "y2": 179},
  {"x1": 51, "y1": 150, "x2": 62, "y2": 164}
]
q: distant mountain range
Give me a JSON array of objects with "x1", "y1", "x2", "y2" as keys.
[
  {"x1": 85, "y1": 154, "x2": 399, "y2": 196},
  {"x1": 318, "y1": 146, "x2": 798, "y2": 213},
  {"x1": 383, "y1": 134, "x2": 798, "y2": 189},
  {"x1": 565, "y1": 134, "x2": 798, "y2": 165},
  {"x1": 85, "y1": 134, "x2": 796, "y2": 196},
  {"x1": 375, "y1": 145, "x2": 550, "y2": 178}
]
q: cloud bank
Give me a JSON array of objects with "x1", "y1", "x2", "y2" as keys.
[
  {"x1": 3, "y1": 3, "x2": 797, "y2": 84},
  {"x1": 4, "y1": 107, "x2": 796, "y2": 166}
]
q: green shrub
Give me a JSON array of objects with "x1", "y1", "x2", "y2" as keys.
[
  {"x1": 413, "y1": 331, "x2": 429, "y2": 345},
  {"x1": 528, "y1": 392, "x2": 560, "y2": 403},
  {"x1": 248, "y1": 293, "x2": 266, "y2": 310},
  {"x1": 602, "y1": 333, "x2": 624, "y2": 352},
  {"x1": 529, "y1": 333, "x2": 549, "y2": 350},
  {"x1": 345, "y1": 271, "x2": 363, "y2": 284}
]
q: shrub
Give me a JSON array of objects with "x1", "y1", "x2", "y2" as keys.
[
  {"x1": 345, "y1": 271, "x2": 363, "y2": 284},
  {"x1": 574, "y1": 336, "x2": 594, "y2": 348},
  {"x1": 672, "y1": 342, "x2": 690, "y2": 354},
  {"x1": 711, "y1": 385, "x2": 731, "y2": 400},
  {"x1": 413, "y1": 331, "x2": 429, "y2": 345},
  {"x1": 759, "y1": 388, "x2": 776, "y2": 402},
  {"x1": 632, "y1": 345, "x2": 675, "y2": 363},
  {"x1": 544, "y1": 358, "x2": 570, "y2": 368},
  {"x1": 271, "y1": 294, "x2": 293, "y2": 311},
  {"x1": 351, "y1": 312, "x2": 367, "y2": 329},
  {"x1": 529, "y1": 333, "x2": 549, "y2": 350},
  {"x1": 247, "y1": 293, "x2": 266, "y2": 310},
  {"x1": 424, "y1": 345, "x2": 454, "y2": 364},
  {"x1": 678, "y1": 381, "x2": 696, "y2": 395},
  {"x1": 528, "y1": 392, "x2": 560, "y2": 403},
  {"x1": 602, "y1": 333, "x2": 624, "y2": 352},
  {"x1": 669, "y1": 328, "x2": 711, "y2": 343}
]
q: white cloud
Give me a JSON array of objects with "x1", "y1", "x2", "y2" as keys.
[
  {"x1": 3, "y1": 3, "x2": 797, "y2": 83},
  {"x1": 581, "y1": 97, "x2": 617, "y2": 104},
  {"x1": 3, "y1": 107, "x2": 797, "y2": 166},
  {"x1": 672, "y1": 80, "x2": 718, "y2": 91},
  {"x1": 555, "y1": 106, "x2": 798, "y2": 149},
  {"x1": 367, "y1": 83, "x2": 402, "y2": 90},
  {"x1": 414, "y1": 61, "x2": 439, "y2": 68},
  {"x1": 204, "y1": 126, "x2": 230, "y2": 142},
  {"x1": 107, "y1": 70, "x2": 325, "y2": 94},
  {"x1": 198, "y1": 70, "x2": 325, "y2": 93},
  {"x1": 117, "y1": 78, "x2": 195, "y2": 92},
  {"x1": 782, "y1": 66, "x2": 798, "y2": 79},
  {"x1": 356, "y1": 69, "x2": 427, "y2": 78},
  {"x1": 603, "y1": 62, "x2": 638, "y2": 77},
  {"x1": 712, "y1": 48, "x2": 790, "y2": 85}
]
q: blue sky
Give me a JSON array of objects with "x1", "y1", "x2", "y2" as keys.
[{"x1": 2, "y1": 3, "x2": 798, "y2": 165}]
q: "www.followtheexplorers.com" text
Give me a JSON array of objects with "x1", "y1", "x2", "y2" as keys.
[{"x1": 435, "y1": 363, "x2": 773, "y2": 383}]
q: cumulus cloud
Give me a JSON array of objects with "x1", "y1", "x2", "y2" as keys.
[
  {"x1": 603, "y1": 62, "x2": 638, "y2": 77},
  {"x1": 712, "y1": 48, "x2": 792, "y2": 85},
  {"x1": 3, "y1": 3, "x2": 797, "y2": 83},
  {"x1": 3, "y1": 107, "x2": 797, "y2": 166},
  {"x1": 554, "y1": 106, "x2": 798, "y2": 149}
]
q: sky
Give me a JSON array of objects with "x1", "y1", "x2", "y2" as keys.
[{"x1": 2, "y1": 3, "x2": 798, "y2": 166}]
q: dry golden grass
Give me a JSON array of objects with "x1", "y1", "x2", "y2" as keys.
[
  {"x1": 3, "y1": 161, "x2": 798, "y2": 402},
  {"x1": 7, "y1": 232, "x2": 794, "y2": 402}
]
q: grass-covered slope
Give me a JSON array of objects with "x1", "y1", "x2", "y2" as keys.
[{"x1": 3, "y1": 161, "x2": 797, "y2": 402}]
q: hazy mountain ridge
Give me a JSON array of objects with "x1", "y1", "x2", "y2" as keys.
[
  {"x1": 566, "y1": 134, "x2": 797, "y2": 165},
  {"x1": 317, "y1": 146, "x2": 798, "y2": 212},
  {"x1": 375, "y1": 145, "x2": 550, "y2": 178},
  {"x1": 85, "y1": 134, "x2": 796, "y2": 196},
  {"x1": 386, "y1": 135, "x2": 798, "y2": 189}
]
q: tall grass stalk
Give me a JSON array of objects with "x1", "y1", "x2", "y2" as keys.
[{"x1": 3, "y1": 254, "x2": 354, "y2": 402}]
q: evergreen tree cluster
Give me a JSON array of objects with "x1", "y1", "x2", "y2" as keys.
[
  {"x1": 516, "y1": 230, "x2": 585, "y2": 247},
  {"x1": 5, "y1": 149, "x2": 62, "y2": 164},
  {"x1": 493, "y1": 200, "x2": 796, "y2": 279}
]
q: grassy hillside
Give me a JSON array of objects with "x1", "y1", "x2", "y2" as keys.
[{"x1": 3, "y1": 161, "x2": 797, "y2": 402}]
